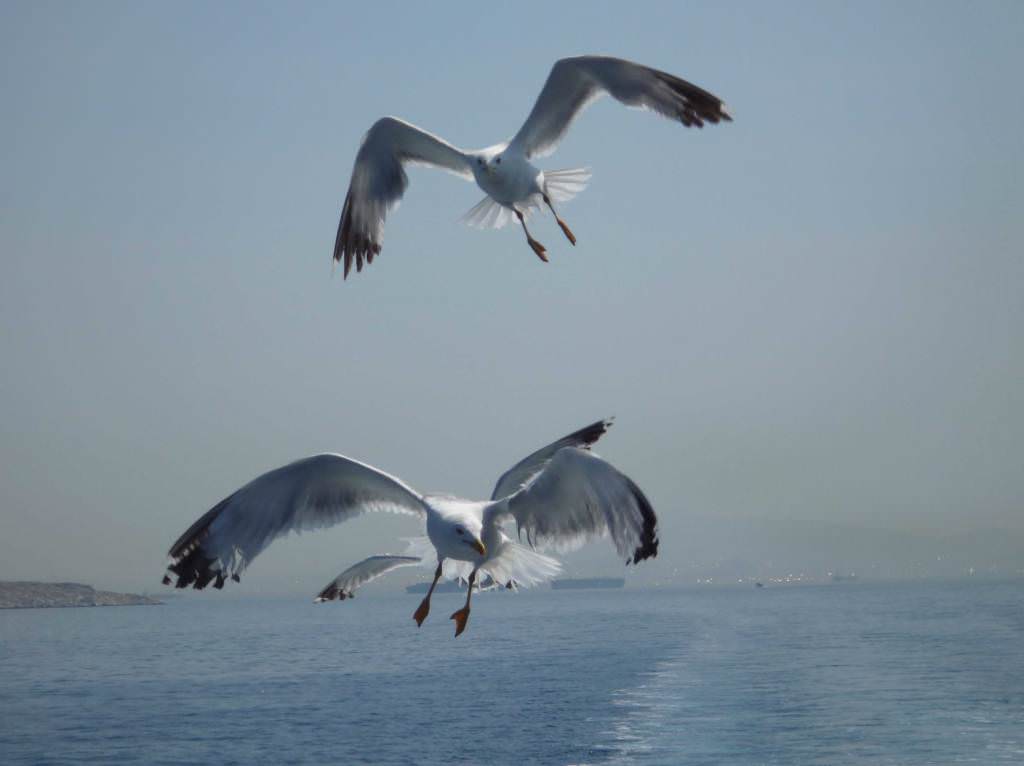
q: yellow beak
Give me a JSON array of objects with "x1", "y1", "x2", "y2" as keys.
[{"x1": 472, "y1": 539, "x2": 487, "y2": 556}]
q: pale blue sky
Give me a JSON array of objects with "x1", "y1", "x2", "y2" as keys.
[{"x1": 2, "y1": 1, "x2": 1021, "y2": 593}]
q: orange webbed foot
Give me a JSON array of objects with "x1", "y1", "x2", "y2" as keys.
[
  {"x1": 557, "y1": 219, "x2": 576, "y2": 246},
  {"x1": 528, "y1": 238, "x2": 549, "y2": 263},
  {"x1": 413, "y1": 598, "x2": 431, "y2": 627},
  {"x1": 450, "y1": 606, "x2": 471, "y2": 637}
]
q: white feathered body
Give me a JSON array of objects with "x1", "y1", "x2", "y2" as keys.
[
  {"x1": 421, "y1": 493, "x2": 563, "y2": 587},
  {"x1": 424, "y1": 495, "x2": 487, "y2": 563},
  {"x1": 470, "y1": 144, "x2": 539, "y2": 205},
  {"x1": 463, "y1": 143, "x2": 591, "y2": 230}
]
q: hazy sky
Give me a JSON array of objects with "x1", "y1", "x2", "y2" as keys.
[{"x1": 2, "y1": 1, "x2": 1021, "y2": 594}]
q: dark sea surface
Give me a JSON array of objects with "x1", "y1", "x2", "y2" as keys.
[{"x1": 1, "y1": 580, "x2": 1022, "y2": 765}]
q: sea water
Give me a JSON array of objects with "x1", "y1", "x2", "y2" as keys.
[{"x1": 1, "y1": 581, "x2": 1021, "y2": 765}]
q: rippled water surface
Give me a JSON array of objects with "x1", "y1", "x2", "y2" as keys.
[{"x1": 2, "y1": 581, "x2": 1021, "y2": 764}]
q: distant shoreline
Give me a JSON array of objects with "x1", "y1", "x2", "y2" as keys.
[{"x1": 0, "y1": 581, "x2": 162, "y2": 610}]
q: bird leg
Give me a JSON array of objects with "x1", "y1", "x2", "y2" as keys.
[
  {"x1": 543, "y1": 194, "x2": 576, "y2": 246},
  {"x1": 413, "y1": 561, "x2": 443, "y2": 627},
  {"x1": 515, "y1": 210, "x2": 548, "y2": 262},
  {"x1": 450, "y1": 570, "x2": 477, "y2": 637}
]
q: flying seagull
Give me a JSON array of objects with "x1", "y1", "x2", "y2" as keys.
[
  {"x1": 333, "y1": 55, "x2": 731, "y2": 277},
  {"x1": 162, "y1": 418, "x2": 658, "y2": 636}
]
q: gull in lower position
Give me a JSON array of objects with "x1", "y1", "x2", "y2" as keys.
[
  {"x1": 333, "y1": 55, "x2": 731, "y2": 278},
  {"x1": 163, "y1": 418, "x2": 658, "y2": 636}
]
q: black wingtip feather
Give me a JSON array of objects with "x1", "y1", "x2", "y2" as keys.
[
  {"x1": 626, "y1": 477, "x2": 659, "y2": 565},
  {"x1": 334, "y1": 190, "x2": 383, "y2": 280},
  {"x1": 651, "y1": 69, "x2": 732, "y2": 128},
  {"x1": 570, "y1": 417, "x2": 614, "y2": 450},
  {"x1": 315, "y1": 582, "x2": 353, "y2": 602},
  {"x1": 167, "y1": 545, "x2": 218, "y2": 589},
  {"x1": 163, "y1": 494, "x2": 234, "y2": 590}
]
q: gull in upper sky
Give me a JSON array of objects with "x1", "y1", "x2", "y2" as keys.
[
  {"x1": 162, "y1": 418, "x2": 658, "y2": 636},
  {"x1": 332, "y1": 55, "x2": 731, "y2": 278}
]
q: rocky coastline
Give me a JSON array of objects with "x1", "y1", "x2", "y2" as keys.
[{"x1": 0, "y1": 581, "x2": 162, "y2": 609}]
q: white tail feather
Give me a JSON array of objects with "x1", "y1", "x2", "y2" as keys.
[
  {"x1": 443, "y1": 537, "x2": 562, "y2": 590},
  {"x1": 543, "y1": 167, "x2": 591, "y2": 204},
  {"x1": 402, "y1": 532, "x2": 562, "y2": 590},
  {"x1": 485, "y1": 541, "x2": 562, "y2": 588},
  {"x1": 461, "y1": 196, "x2": 517, "y2": 230}
]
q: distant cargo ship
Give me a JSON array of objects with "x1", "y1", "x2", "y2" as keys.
[
  {"x1": 405, "y1": 581, "x2": 465, "y2": 594},
  {"x1": 406, "y1": 577, "x2": 627, "y2": 593},
  {"x1": 551, "y1": 577, "x2": 625, "y2": 590},
  {"x1": 405, "y1": 576, "x2": 506, "y2": 594}
]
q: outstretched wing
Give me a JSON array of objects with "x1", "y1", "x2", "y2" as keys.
[
  {"x1": 491, "y1": 417, "x2": 613, "y2": 501},
  {"x1": 164, "y1": 454, "x2": 427, "y2": 589},
  {"x1": 314, "y1": 555, "x2": 423, "y2": 602},
  {"x1": 333, "y1": 116, "x2": 473, "y2": 278},
  {"x1": 510, "y1": 56, "x2": 731, "y2": 159},
  {"x1": 487, "y1": 447, "x2": 658, "y2": 565}
]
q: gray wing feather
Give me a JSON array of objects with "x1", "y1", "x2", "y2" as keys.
[
  {"x1": 511, "y1": 56, "x2": 731, "y2": 159},
  {"x1": 314, "y1": 555, "x2": 423, "y2": 602},
  {"x1": 164, "y1": 454, "x2": 426, "y2": 589},
  {"x1": 333, "y1": 117, "x2": 473, "y2": 278},
  {"x1": 490, "y1": 417, "x2": 613, "y2": 501},
  {"x1": 489, "y1": 447, "x2": 658, "y2": 565}
]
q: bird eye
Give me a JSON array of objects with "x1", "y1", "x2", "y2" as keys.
[
  {"x1": 477, "y1": 159, "x2": 483, "y2": 166},
  {"x1": 456, "y1": 527, "x2": 464, "y2": 535},
  {"x1": 495, "y1": 157, "x2": 501, "y2": 164}
]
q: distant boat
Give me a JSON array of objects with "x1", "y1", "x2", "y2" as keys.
[
  {"x1": 405, "y1": 576, "x2": 506, "y2": 594},
  {"x1": 755, "y1": 581, "x2": 764, "y2": 588},
  {"x1": 551, "y1": 577, "x2": 625, "y2": 590},
  {"x1": 405, "y1": 581, "x2": 466, "y2": 594}
]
